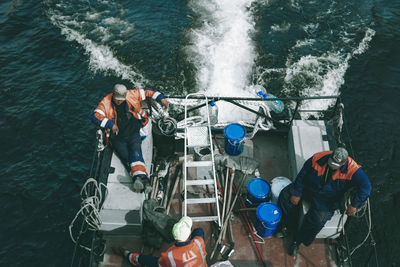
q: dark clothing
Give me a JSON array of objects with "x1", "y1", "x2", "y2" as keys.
[
  {"x1": 109, "y1": 132, "x2": 144, "y2": 176},
  {"x1": 278, "y1": 151, "x2": 371, "y2": 246},
  {"x1": 290, "y1": 151, "x2": 371, "y2": 211},
  {"x1": 278, "y1": 184, "x2": 333, "y2": 246},
  {"x1": 114, "y1": 101, "x2": 141, "y2": 139},
  {"x1": 137, "y1": 254, "x2": 159, "y2": 267}
]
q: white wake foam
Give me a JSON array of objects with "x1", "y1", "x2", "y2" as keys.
[
  {"x1": 47, "y1": 4, "x2": 146, "y2": 87},
  {"x1": 187, "y1": 0, "x2": 257, "y2": 122},
  {"x1": 284, "y1": 28, "x2": 375, "y2": 117}
]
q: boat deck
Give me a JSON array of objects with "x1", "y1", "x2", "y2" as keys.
[{"x1": 97, "y1": 130, "x2": 337, "y2": 267}]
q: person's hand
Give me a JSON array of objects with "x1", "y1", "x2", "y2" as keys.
[
  {"x1": 346, "y1": 205, "x2": 357, "y2": 216},
  {"x1": 161, "y1": 98, "x2": 169, "y2": 108},
  {"x1": 112, "y1": 247, "x2": 126, "y2": 256},
  {"x1": 290, "y1": 195, "x2": 301, "y2": 205},
  {"x1": 112, "y1": 124, "x2": 119, "y2": 134}
]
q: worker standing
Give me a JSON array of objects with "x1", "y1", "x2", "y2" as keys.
[{"x1": 116, "y1": 216, "x2": 207, "y2": 266}]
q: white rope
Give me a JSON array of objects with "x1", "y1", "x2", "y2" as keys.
[
  {"x1": 177, "y1": 116, "x2": 204, "y2": 128},
  {"x1": 349, "y1": 198, "x2": 372, "y2": 256},
  {"x1": 69, "y1": 178, "x2": 108, "y2": 251}
]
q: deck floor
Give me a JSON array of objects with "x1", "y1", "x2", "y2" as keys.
[{"x1": 98, "y1": 132, "x2": 337, "y2": 267}]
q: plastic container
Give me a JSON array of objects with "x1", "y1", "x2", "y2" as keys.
[
  {"x1": 209, "y1": 102, "x2": 218, "y2": 125},
  {"x1": 246, "y1": 178, "x2": 271, "y2": 207},
  {"x1": 270, "y1": 177, "x2": 292, "y2": 204},
  {"x1": 256, "y1": 202, "x2": 282, "y2": 238},
  {"x1": 223, "y1": 123, "x2": 246, "y2": 156},
  {"x1": 256, "y1": 90, "x2": 284, "y2": 114}
]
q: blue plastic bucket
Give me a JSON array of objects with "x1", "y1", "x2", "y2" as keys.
[
  {"x1": 256, "y1": 202, "x2": 282, "y2": 238},
  {"x1": 246, "y1": 178, "x2": 271, "y2": 207},
  {"x1": 223, "y1": 123, "x2": 246, "y2": 156}
]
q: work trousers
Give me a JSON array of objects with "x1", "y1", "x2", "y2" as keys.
[
  {"x1": 137, "y1": 254, "x2": 159, "y2": 267},
  {"x1": 110, "y1": 131, "x2": 144, "y2": 172},
  {"x1": 278, "y1": 184, "x2": 334, "y2": 246}
]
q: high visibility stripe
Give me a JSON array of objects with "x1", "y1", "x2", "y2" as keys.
[
  {"x1": 167, "y1": 251, "x2": 176, "y2": 267},
  {"x1": 152, "y1": 92, "x2": 161, "y2": 99},
  {"x1": 137, "y1": 113, "x2": 142, "y2": 119},
  {"x1": 100, "y1": 118, "x2": 108, "y2": 128},
  {"x1": 139, "y1": 109, "x2": 145, "y2": 116},
  {"x1": 131, "y1": 171, "x2": 147, "y2": 177},
  {"x1": 139, "y1": 89, "x2": 146, "y2": 101},
  {"x1": 130, "y1": 161, "x2": 145, "y2": 167},
  {"x1": 95, "y1": 109, "x2": 105, "y2": 116},
  {"x1": 194, "y1": 239, "x2": 206, "y2": 266}
]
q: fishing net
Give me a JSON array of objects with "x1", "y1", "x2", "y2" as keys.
[{"x1": 142, "y1": 199, "x2": 178, "y2": 248}]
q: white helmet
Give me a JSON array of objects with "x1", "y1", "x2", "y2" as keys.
[
  {"x1": 172, "y1": 216, "x2": 192, "y2": 242},
  {"x1": 113, "y1": 84, "x2": 127, "y2": 100}
]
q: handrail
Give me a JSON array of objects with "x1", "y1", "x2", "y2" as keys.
[
  {"x1": 165, "y1": 95, "x2": 340, "y2": 101},
  {"x1": 172, "y1": 95, "x2": 341, "y2": 126}
]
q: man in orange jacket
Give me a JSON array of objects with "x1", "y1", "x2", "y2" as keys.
[
  {"x1": 92, "y1": 84, "x2": 168, "y2": 192},
  {"x1": 116, "y1": 216, "x2": 207, "y2": 267}
]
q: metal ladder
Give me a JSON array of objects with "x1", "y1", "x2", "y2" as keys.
[{"x1": 183, "y1": 93, "x2": 221, "y2": 227}]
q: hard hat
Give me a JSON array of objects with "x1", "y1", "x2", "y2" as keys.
[
  {"x1": 113, "y1": 84, "x2": 127, "y2": 100},
  {"x1": 172, "y1": 216, "x2": 192, "y2": 242},
  {"x1": 328, "y1": 147, "x2": 348, "y2": 169}
]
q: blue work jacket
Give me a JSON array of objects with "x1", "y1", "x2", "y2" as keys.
[{"x1": 290, "y1": 151, "x2": 371, "y2": 211}]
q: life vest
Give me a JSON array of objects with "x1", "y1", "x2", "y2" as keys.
[
  {"x1": 94, "y1": 89, "x2": 149, "y2": 132},
  {"x1": 311, "y1": 151, "x2": 361, "y2": 181},
  {"x1": 158, "y1": 236, "x2": 207, "y2": 267},
  {"x1": 93, "y1": 88, "x2": 164, "y2": 141}
]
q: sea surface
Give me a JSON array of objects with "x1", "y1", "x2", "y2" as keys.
[{"x1": 1, "y1": 0, "x2": 399, "y2": 266}]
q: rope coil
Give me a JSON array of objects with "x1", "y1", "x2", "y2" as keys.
[{"x1": 69, "y1": 178, "x2": 108, "y2": 251}]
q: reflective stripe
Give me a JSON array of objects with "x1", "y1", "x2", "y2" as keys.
[
  {"x1": 152, "y1": 92, "x2": 161, "y2": 99},
  {"x1": 139, "y1": 89, "x2": 145, "y2": 101},
  {"x1": 130, "y1": 161, "x2": 145, "y2": 167},
  {"x1": 100, "y1": 118, "x2": 108, "y2": 128},
  {"x1": 167, "y1": 251, "x2": 176, "y2": 267},
  {"x1": 137, "y1": 113, "x2": 142, "y2": 119},
  {"x1": 194, "y1": 239, "x2": 206, "y2": 267},
  {"x1": 131, "y1": 171, "x2": 147, "y2": 177},
  {"x1": 95, "y1": 109, "x2": 105, "y2": 116},
  {"x1": 139, "y1": 109, "x2": 145, "y2": 116}
]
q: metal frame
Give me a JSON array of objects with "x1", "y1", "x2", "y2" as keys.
[{"x1": 184, "y1": 93, "x2": 221, "y2": 226}]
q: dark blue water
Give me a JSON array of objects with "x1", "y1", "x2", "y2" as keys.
[{"x1": 1, "y1": 0, "x2": 399, "y2": 266}]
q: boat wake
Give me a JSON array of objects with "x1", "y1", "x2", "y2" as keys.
[{"x1": 46, "y1": 0, "x2": 147, "y2": 87}]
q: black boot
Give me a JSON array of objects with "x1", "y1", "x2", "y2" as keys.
[
  {"x1": 274, "y1": 226, "x2": 288, "y2": 238},
  {"x1": 289, "y1": 241, "x2": 299, "y2": 256}
]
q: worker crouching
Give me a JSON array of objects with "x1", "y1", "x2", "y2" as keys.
[{"x1": 116, "y1": 216, "x2": 207, "y2": 267}]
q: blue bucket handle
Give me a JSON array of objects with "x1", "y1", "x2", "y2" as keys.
[
  {"x1": 261, "y1": 221, "x2": 278, "y2": 229},
  {"x1": 228, "y1": 138, "x2": 245, "y2": 145}
]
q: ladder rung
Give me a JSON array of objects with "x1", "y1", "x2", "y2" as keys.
[
  {"x1": 186, "y1": 179, "x2": 215, "y2": 186},
  {"x1": 186, "y1": 161, "x2": 212, "y2": 168},
  {"x1": 186, "y1": 198, "x2": 216, "y2": 204},
  {"x1": 191, "y1": 216, "x2": 219, "y2": 222}
]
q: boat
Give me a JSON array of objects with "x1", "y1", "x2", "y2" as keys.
[{"x1": 69, "y1": 93, "x2": 378, "y2": 267}]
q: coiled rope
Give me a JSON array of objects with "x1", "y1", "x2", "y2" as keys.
[
  {"x1": 69, "y1": 178, "x2": 108, "y2": 251},
  {"x1": 339, "y1": 96, "x2": 379, "y2": 266}
]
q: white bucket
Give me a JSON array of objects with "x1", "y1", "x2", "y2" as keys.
[{"x1": 270, "y1": 177, "x2": 292, "y2": 204}]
